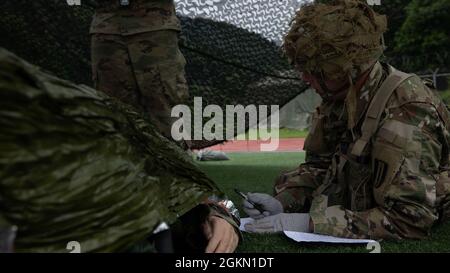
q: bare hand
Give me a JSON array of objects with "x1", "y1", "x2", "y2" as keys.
[{"x1": 202, "y1": 215, "x2": 239, "y2": 253}]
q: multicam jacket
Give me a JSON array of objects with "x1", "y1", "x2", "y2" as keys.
[
  {"x1": 90, "y1": 0, "x2": 180, "y2": 35},
  {"x1": 274, "y1": 62, "x2": 450, "y2": 239}
]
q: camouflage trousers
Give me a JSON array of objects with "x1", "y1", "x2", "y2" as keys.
[
  {"x1": 273, "y1": 167, "x2": 323, "y2": 213},
  {"x1": 273, "y1": 162, "x2": 371, "y2": 214},
  {"x1": 91, "y1": 30, "x2": 189, "y2": 138}
]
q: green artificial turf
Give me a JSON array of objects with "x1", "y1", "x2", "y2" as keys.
[
  {"x1": 196, "y1": 152, "x2": 450, "y2": 253},
  {"x1": 235, "y1": 128, "x2": 309, "y2": 140}
]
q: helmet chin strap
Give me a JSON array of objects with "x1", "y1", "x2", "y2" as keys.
[
  {"x1": 316, "y1": 78, "x2": 332, "y2": 98},
  {"x1": 316, "y1": 74, "x2": 350, "y2": 101}
]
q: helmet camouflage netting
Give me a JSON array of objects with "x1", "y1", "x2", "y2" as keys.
[{"x1": 283, "y1": 0, "x2": 387, "y2": 80}]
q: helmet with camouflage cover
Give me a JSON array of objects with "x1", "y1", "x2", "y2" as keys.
[{"x1": 283, "y1": 0, "x2": 387, "y2": 80}]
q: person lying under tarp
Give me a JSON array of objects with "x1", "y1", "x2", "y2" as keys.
[{"x1": 0, "y1": 48, "x2": 240, "y2": 253}]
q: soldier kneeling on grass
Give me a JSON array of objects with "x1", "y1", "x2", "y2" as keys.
[{"x1": 244, "y1": 0, "x2": 450, "y2": 239}]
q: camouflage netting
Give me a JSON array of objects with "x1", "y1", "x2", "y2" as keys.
[
  {"x1": 0, "y1": 48, "x2": 221, "y2": 252},
  {"x1": 0, "y1": 0, "x2": 307, "y2": 148},
  {"x1": 0, "y1": 1, "x2": 93, "y2": 86},
  {"x1": 180, "y1": 16, "x2": 305, "y2": 107}
]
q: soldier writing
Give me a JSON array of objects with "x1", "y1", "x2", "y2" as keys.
[{"x1": 244, "y1": 0, "x2": 450, "y2": 239}]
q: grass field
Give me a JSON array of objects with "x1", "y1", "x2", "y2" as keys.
[
  {"x1": 196, "y1": 152, "x2": 450, "y2": 253},
  {"x1": 235, "y1": 128, "x2": 309, "y2": 140}
]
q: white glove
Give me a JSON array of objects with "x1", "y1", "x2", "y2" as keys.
[
  {"x1": 244, "y1": 213, "x2": 311, "y2": 233},
  {"x1": 243, "y1": 192, "x2": 283, "y2": 219}
]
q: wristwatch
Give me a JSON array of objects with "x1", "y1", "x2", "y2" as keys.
[
  {"x1": 208, "y1": 195, "x2": 240, "y2": 223},
  {"x1": 218, "y1": 199, "x2": 240, "y2": 221}
]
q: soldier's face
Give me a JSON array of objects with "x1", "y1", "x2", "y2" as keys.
[{"x1": 302, "y1": 72, "x2": 349, "y2": 94}]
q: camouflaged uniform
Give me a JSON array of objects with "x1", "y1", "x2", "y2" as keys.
[
  {"x1": 274, "y1": 61, "x2": 450, "y2": 239},
  {"x1": 90, "y1": 0, "x2": 188, "y2": 138},
  {"x1": 89, "y1": 2, "x2": 241, "y2": 251}
]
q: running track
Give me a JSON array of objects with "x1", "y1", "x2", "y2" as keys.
[{"x1": 204, "y1": 138, "x2": 305, "y2": 152}]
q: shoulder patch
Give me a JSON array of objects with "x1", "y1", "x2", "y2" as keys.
[{"x1": 377, "y1": 119, "x2": 415, "y2": 149}]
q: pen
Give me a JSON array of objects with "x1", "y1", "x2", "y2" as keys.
[{"x1": 234, "y1": 188, "x2": 265, "y2": 214}]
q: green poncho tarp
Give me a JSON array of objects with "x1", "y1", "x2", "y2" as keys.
[{"x1": 0, "y1": 48, "x2": 221, "y2": 252}]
